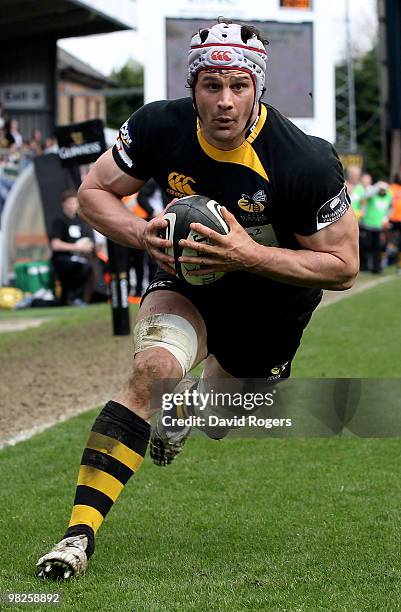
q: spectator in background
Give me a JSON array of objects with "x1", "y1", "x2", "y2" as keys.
[
  {"x1": 50, "y1": 189, "x2": 95, "y2": 306},
  {"x1": 4, "y1": 125, "x2": 16, "y2": 151},
  {"x1": 31, "y1": 128, "x2": 43, "y2": 152},
  {"x1": 361, "y1": 173, "x2": 372, "y2": 191},
  {"x1": 359, "y1": 181, "x2": 392, "y2": 273},
  {"x1": 0, "y1": 127, "x2": 9, "y2": 149},
  {"x1": 346, "y1": 165, "x2": 364, "y2": 220},
  {"x1": 28, "y1": 129, "x2": 43, "y2": 156},
  {"x1": 5, "y1": 118, "x2": 23, "y2": 148},
  {"x1": 0, "y1": 122, "x2": 20, "y2": 212},
  {"x1": 389, "y1": 174, "x2": 401, "y2": 273},
  {"x1": 44, "y1": 136, "x2": 57, "y2": 153},
  {"x1": 0, "y1": 120, "x2": 47, "y2": 210}
]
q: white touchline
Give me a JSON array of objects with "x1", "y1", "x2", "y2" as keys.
[
  {"x1": 0, "y1": 407, "x2": 93, "y2": 450},
  {"x1": 319, "y1": 275, "x2": 396, "y2": 310}
]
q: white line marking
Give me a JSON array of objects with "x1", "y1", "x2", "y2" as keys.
[
  {"x1": 0, "y1": 408, "x2": 92, "y2": 450},
  {"x1": 319, "y1": 275, "x2": 396, "y2": 309},
  {"x1": 0, "y1": 318, "x2": 49, "y2": 333}
]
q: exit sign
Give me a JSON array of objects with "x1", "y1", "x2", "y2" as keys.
[{"x1": 0, "y1": 84, "x2": 46, "y2": 110}]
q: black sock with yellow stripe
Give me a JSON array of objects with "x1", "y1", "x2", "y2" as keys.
[{"x1": 63, "y1": 400, "x2": 150, "y2": 558}]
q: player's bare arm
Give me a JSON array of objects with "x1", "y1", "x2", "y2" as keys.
[
  {"x1": 78, "y1": 149, "x2": 176, "y2": 275},
  {"x1": 179, "y1": 206, "x2": 359, "y2": 290}
]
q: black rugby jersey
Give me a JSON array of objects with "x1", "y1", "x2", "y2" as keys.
[{"x1": 112, "y1": 98, "x2": 350, "y2": 309}]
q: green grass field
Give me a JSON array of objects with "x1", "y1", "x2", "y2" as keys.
[
  {"x1": 1, "y1": 275, "x2": 401, "y2": 611},
  {"x1": 293, "y1": 276, "x2": 401, "y2": 378}
]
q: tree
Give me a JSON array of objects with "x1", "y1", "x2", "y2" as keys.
[
  {"x1": 354, "y1": 45, "x2": 387, "y2": 179},
  {"x1": 336, "y1": 44, "x2": 387, "y2": 180},
  {"x1": 106, "y1": 61, "x2": 144, "y2": 129}
]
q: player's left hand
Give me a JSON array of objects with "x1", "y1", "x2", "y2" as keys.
[{"x1": 178, "y1": 207, "x2": 260, "y2": 274}]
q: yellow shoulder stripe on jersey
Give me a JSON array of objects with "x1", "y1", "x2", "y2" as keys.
[{"x1": 197, "y1": 104, "x2": 269, "y2": 181}]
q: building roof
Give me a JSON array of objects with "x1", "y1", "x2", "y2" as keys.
[
  {"x1": 58, "y1": 48, "x2": 116, "y2": 87},
  {"x1": 0, "y1": 0, "x2": 136, "y2": 41}
]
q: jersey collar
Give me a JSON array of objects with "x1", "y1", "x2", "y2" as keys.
[{"x1": 196, "y1": 104, "x2": 269, "y2": 181}]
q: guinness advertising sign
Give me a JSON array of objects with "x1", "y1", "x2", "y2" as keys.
[{"x1": 55, "y1": 119, "x2": 106, "y2": 167}]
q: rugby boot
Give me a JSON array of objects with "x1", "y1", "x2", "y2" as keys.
[
  {"x1": 36, "y1": 534, "x2": 89, "y2": 580},
  {"x1": 150, "y1": 377, "x2": 197, "y2": 466}
]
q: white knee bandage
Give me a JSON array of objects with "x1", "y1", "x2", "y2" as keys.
[{"x1": 133, "y1": 314, "x2": 198, "y2": 376}]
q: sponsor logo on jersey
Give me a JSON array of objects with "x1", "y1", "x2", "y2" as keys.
[
  {"x1": 238, "y1": 190, "x2": 267, "y2": 213},
  {"x1": 115, "y1": 135, "x2": 133, "y2": 168},
  {"x1": 316, "y1": 185, "x2": 350, "y2": 231},
  {"x1": 238, "y1": 211, "x2": 268, "y2": 224},
  {"x1": 267, "y1": 361, "x2": 289, "y2": 381},
  {"x1": 167, "y1": 172, "x2": 197, "y2": 197},
  {"x1": 210, "y1": 50, "x2": 232, "y2": 62},
  {"x1": 148, "y1": 279, "x2": 174, "y2": 290},
  {"x1": 245, "y1": 224, "x2": 279, "y2": 247},
  {"x1": 120, "y1": 120, "x2": 132, "y2": 147}
]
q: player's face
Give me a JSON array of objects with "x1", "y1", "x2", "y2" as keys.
[{"x1": 195, "y1": 71, "x2": 256, "y2": 150}]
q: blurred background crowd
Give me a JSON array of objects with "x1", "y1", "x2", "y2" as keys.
[
  {"x1": 346, "y1": 167, "x2": 401, "y2": 274},
  {"x1": 0, "y1": 105, "x2": 56, "y2": 214}
]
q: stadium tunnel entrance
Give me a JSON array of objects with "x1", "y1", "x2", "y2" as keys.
[{"x1": 0, "y1": 128, "x2": 117, "y2": 286}]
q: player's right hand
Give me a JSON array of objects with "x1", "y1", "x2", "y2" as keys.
[{"x1": 142, "y1": 215, "x2": 176, "y2": 276}]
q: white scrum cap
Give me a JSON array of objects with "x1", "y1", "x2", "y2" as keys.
[{"x1": 188, "y1": 22, "x2": 268, "y2": 108}]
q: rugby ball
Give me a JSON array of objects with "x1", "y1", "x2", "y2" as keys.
[{"x1": 162, "y1": 195, "x2": 229, "y2": 285}]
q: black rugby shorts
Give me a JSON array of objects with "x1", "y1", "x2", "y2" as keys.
[{"x1": 141, "y1": 270, "x2": 322, "y2": 379}]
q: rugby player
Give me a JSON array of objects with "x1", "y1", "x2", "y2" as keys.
[{"x1": 36, "y1": 19, "x2": 359, "y2": 580}]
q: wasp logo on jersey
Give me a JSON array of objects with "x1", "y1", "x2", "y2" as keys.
[
  {"x1": 238, "y1": 190, "x2": 267, "y2": 213},
  {"x1": 271, "y1": 362, "x2": 288, "y2": 376},
  {"x1": 167, "y1": 172, "x2": 197, "y2": 197},
  {"x1": 267, "y1": 361, "x2": 289, "y2": 381}
]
